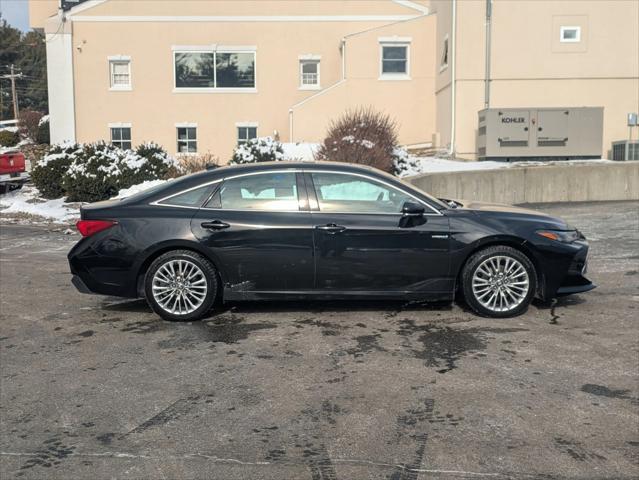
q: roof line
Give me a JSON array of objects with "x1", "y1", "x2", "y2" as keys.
[
  {"x1": 65, "y1": 0, "x2": 109, "y2": 16},
  {"x1": 392, "y1": 0, "x2": 430, "y2": 15}
]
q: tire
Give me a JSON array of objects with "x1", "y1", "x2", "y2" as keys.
[
  {"x1": 461, "y1": 245, "x2": 537, "y2": 318},
  {"x1": 144, "y1": 250, "x2": 218, "y2": 322}
]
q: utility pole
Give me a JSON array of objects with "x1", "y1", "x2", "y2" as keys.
[
  {"x1": 1, "y1": 65, "x2": 21, "y2": 120},
  {"x1": 9, "y1": 64, "x2": 19, "y2": 119}
]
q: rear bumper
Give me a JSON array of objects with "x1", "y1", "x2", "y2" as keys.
[{"x1": 68, "y1": 239, "x2": 138, "y2": 298}]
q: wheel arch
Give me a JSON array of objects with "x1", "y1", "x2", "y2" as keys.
[
  {"x1": 134, "y1": 241, "x2": 226, "y2": 298},
  {"x1": 455, "y1": 236, "x2": 545, "y2": 298}
]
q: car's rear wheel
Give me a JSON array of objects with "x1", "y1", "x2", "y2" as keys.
[
  {"x1": 144, "y1": 250, "x2": 218, "y2": 321},
  {"x1": 461, "y1": 246, "x2": 536, "y2": 318}
]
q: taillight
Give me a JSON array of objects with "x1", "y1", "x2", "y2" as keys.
[{"x1": 76, "y1": 220, "x2": 117, "y2": 237}]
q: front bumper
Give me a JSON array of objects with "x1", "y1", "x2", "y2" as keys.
[
  {"x1": 71, "y1": 274, "x2": 93, "y2": 294},
  {"x1": 535, "y1": 237, "x2": 596, "y2": 300}
]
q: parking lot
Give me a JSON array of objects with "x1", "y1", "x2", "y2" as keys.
[{"x1": 1, "y1": 201, "x2": 638, "y2": 479}]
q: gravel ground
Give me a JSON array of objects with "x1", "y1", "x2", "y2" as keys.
[{"x1": 0, "y1": 201, "x2": 638, "y2": 480}]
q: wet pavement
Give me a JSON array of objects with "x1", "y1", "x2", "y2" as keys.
[{"x1": 1, "y1": 201, "x2": 638, "y2": 479}]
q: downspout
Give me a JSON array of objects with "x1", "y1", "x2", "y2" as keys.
[
  {"x1": 484, "y1": 0, "x2": 492, "y2": 108},
  {"x1": 447, "y1": 0, "x2": 457, "y2": 157}
]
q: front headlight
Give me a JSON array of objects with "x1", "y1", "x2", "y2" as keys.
[{"x1": 536, "y1": 229, "x2": 583, "y2": 243}]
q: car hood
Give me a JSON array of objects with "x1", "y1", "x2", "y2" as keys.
[
  {"x1": 456, "y1": 200, "x2": 554, "y2": 217},
  {"x1": 450, "y1": 200, "x2": 571, "y2": 229}
]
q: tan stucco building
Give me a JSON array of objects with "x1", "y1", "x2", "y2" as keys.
[{"x1": 30, "y1": 0, "x2": 639, "y2": 161}]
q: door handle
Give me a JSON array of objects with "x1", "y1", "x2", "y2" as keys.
[
  {"x1": 201, "y1": 220, "x2": 230, "y2": 230},
  {"x1": 315, "y1": 223, "x2": 346, "y2": 234}
]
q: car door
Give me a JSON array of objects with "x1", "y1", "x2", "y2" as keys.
[
  {"x1": 305, "y1": 171, "x2": 452, "y2": 296},
  {"x1": 191, "y1": 171, "x2": 315, "y2": 296}
]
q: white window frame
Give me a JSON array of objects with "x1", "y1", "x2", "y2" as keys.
[
  {"x1": 560, "y1": 26, "x2": 581, "y2": 43},
  {"x1": 298, "y1": 54, "x2": 321, "y2": 90},
  {"x1": 378, "y1": 37, "x2": 411, "y2": 81},
  {"x1": 440, "y1": 34, "x2": 449, "y2": 72},
  {"x1": 236, "y1": 122, "x2": 259, "y2": 146},
  {"x1": 175, "y1": 123, "x2": 198, "y2": 154},
  {"x1": 108, "y1": 56, "x2": 132, "y2": 91},
  {"x1": 172, "y1": 45, "x2": 257, "y2": 93},
  {"x1": 108, "y1": 122, "x2": 132, "y2": 149}
]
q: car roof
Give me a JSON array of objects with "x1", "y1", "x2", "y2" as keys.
[{"x1": 209, "y1": 160, "x2": 384, "y2": 176}]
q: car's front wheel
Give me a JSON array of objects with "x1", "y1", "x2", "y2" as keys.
[
  {"x1": 461, "y1": 246, "x2": 537, "y2": 318},
  {"x1": 144, "y1": 250, "x2": 218, "y2": 321}
]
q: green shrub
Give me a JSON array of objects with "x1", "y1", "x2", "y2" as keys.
[
  {"x1": 133, "y1": 142, "x2": 182, "y2": 181},
  {"x1": 62, "y1": 142, "x2": 181, "y2": 202},
  {"x1": 36, "y1": 119, "x2": 50, "y2": 145},
  {"x1": 31, "y1": 141, "x2": 181, "y2": 202},
  {"x1": 229, "y1": 137, "x2": 284, "y2": 164},
  {"x1": 31, "y1": 143, "x2": 81, "y2": 199},
  {"x1": 0, "y1": 129, "x2": 20, "y2": 147},
  {"x1": 315, "y1": 107, "x2": 398, "y2": 173}
]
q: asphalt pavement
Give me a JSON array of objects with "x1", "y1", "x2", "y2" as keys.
[{"x1": 0, "y1": 201, "x2": 638, "y2": 479}]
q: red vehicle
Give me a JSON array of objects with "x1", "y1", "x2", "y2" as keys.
[{"x1": 0, "y1": 149, "x2": 30, "y2": 194}]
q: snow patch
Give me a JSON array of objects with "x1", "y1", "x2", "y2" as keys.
[
  {"x1": 0, "y1": 186, "x2": 79, "y2": 223},
  {"x1": 112, "y1": 179, "x2": 168, "y2": 199},
  {"x1": 397, "y1": 156, "x2": 616, "y2": 178},
  {"x1": 280, "y1": 142, "x2": 319, "y2": 161}
]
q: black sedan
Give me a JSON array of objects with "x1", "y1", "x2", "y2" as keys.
[{"x1": 68, "y1": 161, "x2": 594, "y2": 321}]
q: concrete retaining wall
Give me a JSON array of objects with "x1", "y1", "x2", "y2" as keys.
[{"x1": 407, "y1": 161, "x2": 639, "y2": 204}]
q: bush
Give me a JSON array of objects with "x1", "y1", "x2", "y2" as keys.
[
  {"x1": 133, "y1": 142, "x2": 183, "y2": 181},
  {"x1": 62, "y1": 142, "x2": 181, "y2": 202},
  {"x1": 229, "y1": 137, "x2": 285, "y2": 164},
  {"x1": 31, "y1": 143, "x2": 81, "y2": 199},
  {"x1": 0, "y1": 129, "x2": 20, "y2": 147},
  {"x1": 315, "y1": 107, "x2": 399, "y2": 173},
  {"x1": 392, "y1": 147, "x2": 421, "y2": 177},
  {"x1": 178, "y1": 152, "x2": 220, "y2": 174},
  {"x1": 36, "y1": 117, "x2": 50, "y2": 145},
  {"x1": 19, "y1": 110, "x2": 43, "y2": 142},
  {"x1": 32, "y1": 141, "x2": 181, "y2": 202}
]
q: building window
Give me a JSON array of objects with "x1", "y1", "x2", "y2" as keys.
[
  {"x1": 237, "y1": 126, "x2": 257, "y2": 146},
  {"x1": 300, "y1": 60, "x2": 320, "y2": 89},
  {"x1": 560, "y1": 26, "x2": 581, "y2": 43},
  {"x1": 109, "y1": 60, "x2": 131, "y2": 89},
  {"x1": 110, "y1": 126, "x2": 131, "y2": 149},
  {"x1": 440, "y1": 35, "x2": 449, "y2": 70},
  {"x1": 177, "y1": 126, "x2": 197, "y2": 153},
  {"x1": 380, "y1": 42, "x2": 410, "y2": 78},
  {"x1": 174, "y1": 49, "x2": 256, "y2": 90}
]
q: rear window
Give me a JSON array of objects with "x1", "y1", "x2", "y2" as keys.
[{"x1": 158, "y1": 184, "x2": 213, "y2": 207}]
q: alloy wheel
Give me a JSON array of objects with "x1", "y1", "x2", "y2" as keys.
[
  {"x1": 152, "y1": 259, "x2": 208, "y2": 315},
  {"x1": 471, "y1": 255, "x2": 530, "y2": 313}
]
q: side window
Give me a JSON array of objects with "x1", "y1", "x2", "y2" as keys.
[
  {"x1": 310, "y1": 172, "x2": 413, "y2": 214},
  {"x1": 219, "y1": 173, "x2": 299, "y2": 211},
  {"x1": 158, "y1": 184, "x2": 213, "y2": 207}
]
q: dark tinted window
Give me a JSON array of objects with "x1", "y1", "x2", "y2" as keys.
[
  {"x1": 219, "y1": 173, "x2": 299, "y2": 211},
  {"x1": 311, "y1": 172, "x2": 412, "y2": 214}
]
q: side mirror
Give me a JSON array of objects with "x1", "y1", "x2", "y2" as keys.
[{"x1": 402, "y1": 201, "x2": 425, "y2": 217}]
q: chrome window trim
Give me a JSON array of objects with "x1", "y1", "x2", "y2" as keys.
[
  {"x1": 150, "y1": 168, "x2": 444, "y2": 216},
  {"x1": 149, "y1": 178, "x2": 222, "y2": 208}
]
